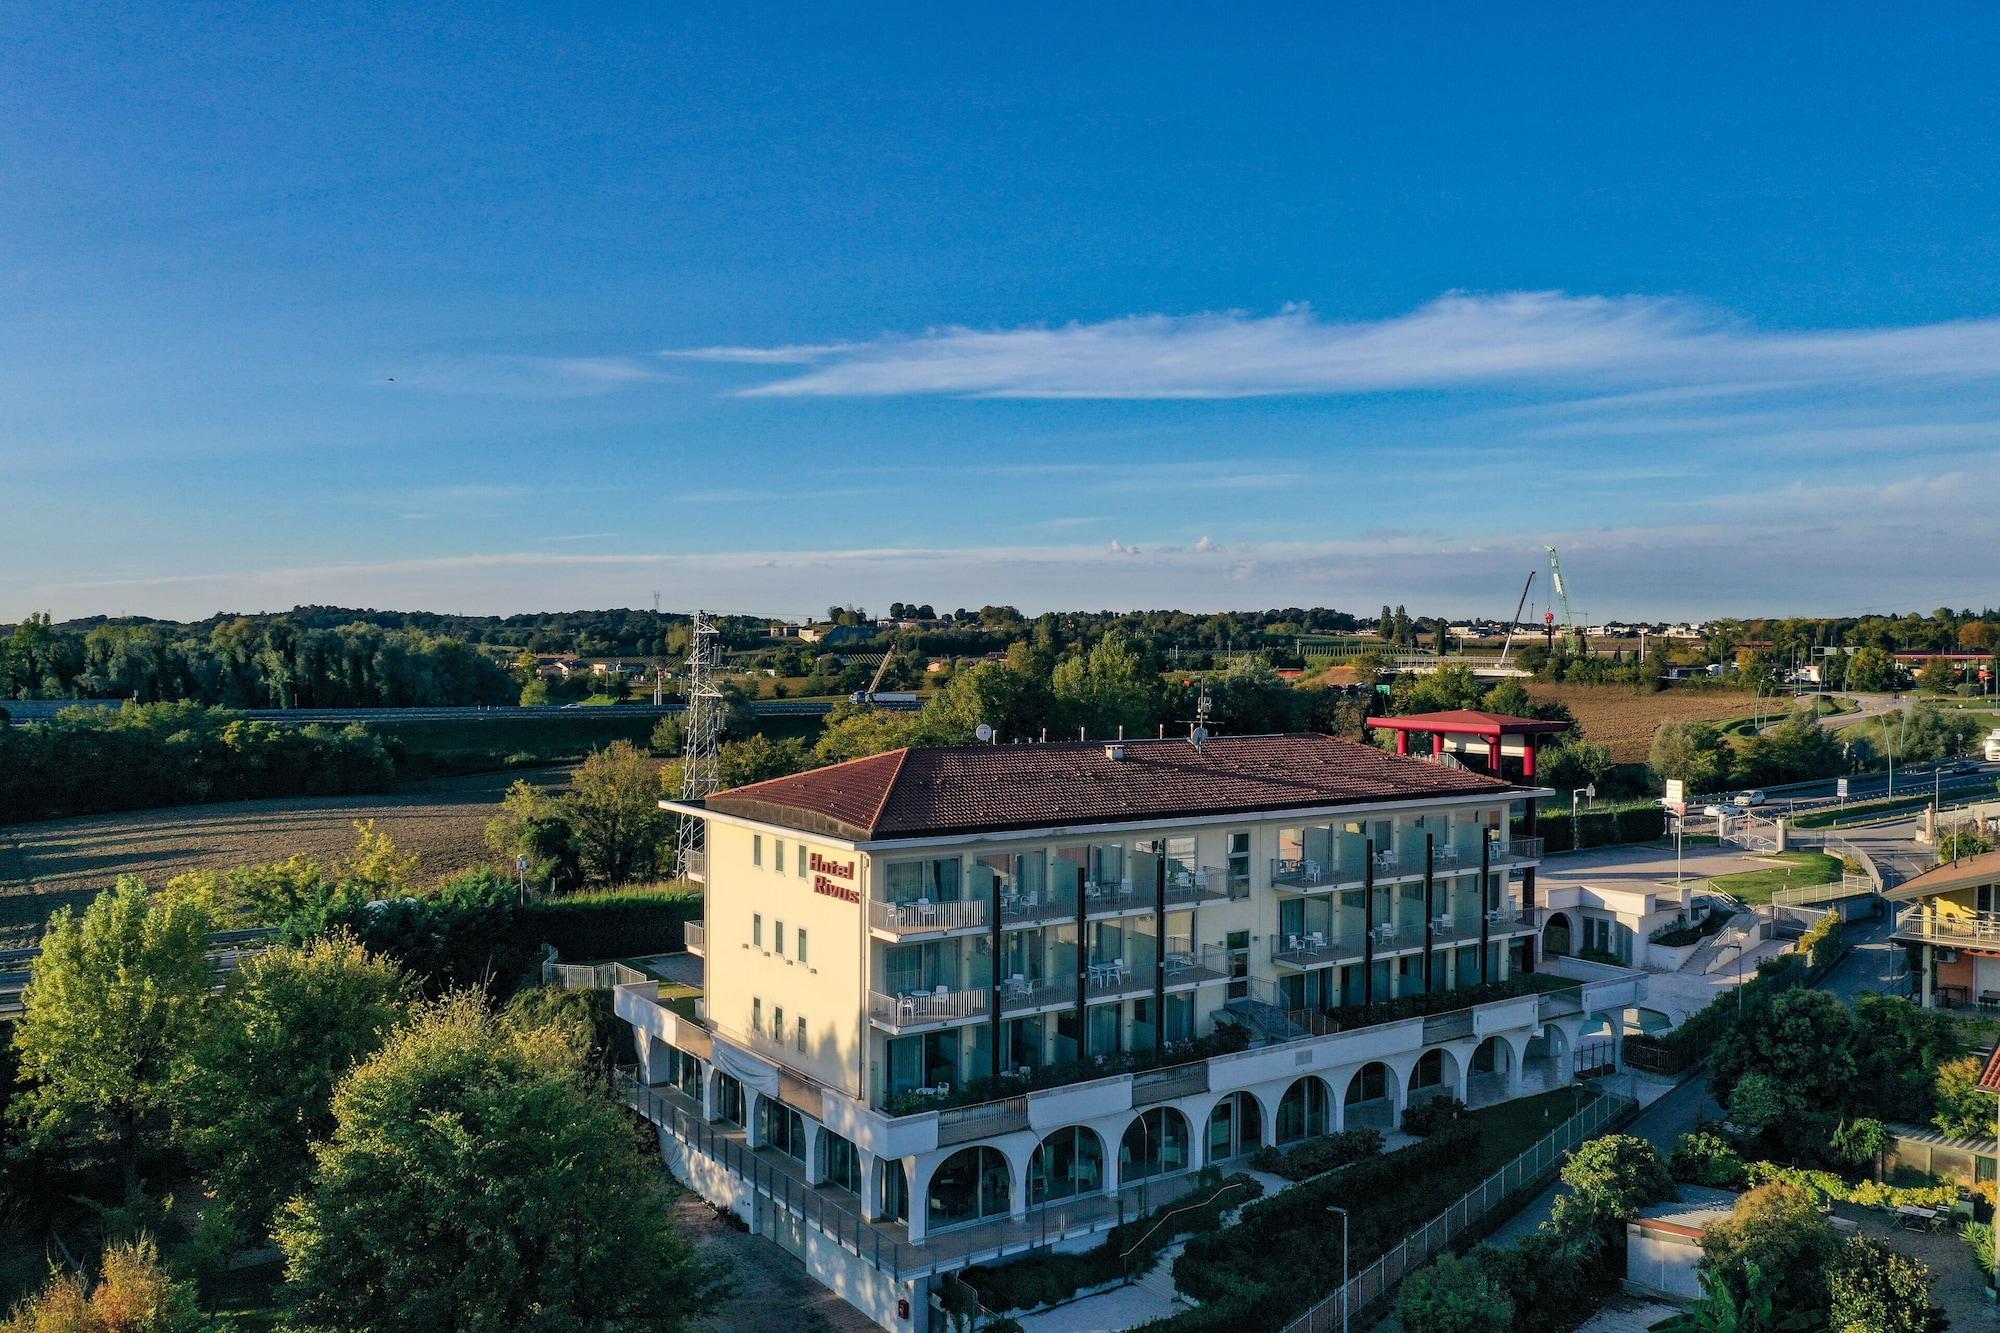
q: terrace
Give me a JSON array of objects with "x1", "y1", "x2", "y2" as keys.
[{"x1": 1893, "y1": 904, "x2": 2000, "y2": 948}]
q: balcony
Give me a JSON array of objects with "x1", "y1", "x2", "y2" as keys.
[
  {"x1": 998, "y1": 888, "x2": 1079, "y2": 929},
  {"x1": 1270, "y1": 930, "x2": 1366, "y2": 968},
  {"x1": 869, "y1": 897, "x2": 989, "y2": 939},
  {"x1": 1894, "y1": 905, "x2": 2000, "y2": 948},
  {"x1": 869, "y1": 986, "x2": 989, "y2": 1031},
  {"x1": 1488, "y1": 836, "x2": 1544, "y2": 866},
  {"x1": 683, "y1": 921, "x2": 705, "y2": 957},
  {"x1": 1161, "y1": 867, "x2": 1239, "y2": 907},
  {"x1": 1270, "y1": 857, "x2": 1364, "y2": 893},
  {"x1": 681, "y1": 849, "x2": 706, "y2": 882}
]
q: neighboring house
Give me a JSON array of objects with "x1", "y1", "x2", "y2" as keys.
[
  {"x1": 617, "y1": 732, "x2": 1650, "y2": 1330},
  {"x1": 1887, "y1": 849, "x2": 2000, "y2": 1009},
  {"x1": 1626, "y1": 1187, "x2": 1742, "y2": 1301}
]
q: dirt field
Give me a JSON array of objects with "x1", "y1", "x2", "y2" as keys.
[
  {"x1": 1525, "y1": 683, "x2": 1765, "y2": 762},
  {"x1": 0, "y1": 766, "x2": 570, "y2": 946}
]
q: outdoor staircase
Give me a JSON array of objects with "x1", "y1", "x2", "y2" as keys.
[
  {"x1": 1223, "y1": 996, "x2": 1309, "y2": 1043},
  {"x1": 1680, "y1": 913, "x2": 1750, "y2": 974}
]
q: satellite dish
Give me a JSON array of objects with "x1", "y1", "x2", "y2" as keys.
[
  {"x1": 975, "y1": 723, "x2": 994, "y2": 743},
  {"x1": 1192, "y1": 725, "x2": 1209, "y2": 745}
]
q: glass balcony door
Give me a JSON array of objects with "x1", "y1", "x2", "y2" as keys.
[{"x1": 885, "y1": 856, "x2": 963, "y2": 904}]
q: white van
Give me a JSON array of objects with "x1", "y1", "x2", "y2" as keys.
[{"x1": 1985, "y1": 728, "x2": 2000, "y2": 763}]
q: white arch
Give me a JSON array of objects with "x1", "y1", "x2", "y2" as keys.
[
  {"x1": 1406, "y1": 1045, "x2": 1463, "y2": 1108},
  {"x1": 1341, "y1": 1059, "x2": 1403, "y2": 1132},
  {"x1": 1027, "y1": 1125, "x2": 1108, "y2": 1207},
  {"x1": 1274, "y1": 1073, "x2": 1336, "y2": 1145}
]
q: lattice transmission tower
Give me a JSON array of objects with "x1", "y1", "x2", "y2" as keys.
[{"x1": 674, "y1": 611, "x2": 724, "y2": 878}]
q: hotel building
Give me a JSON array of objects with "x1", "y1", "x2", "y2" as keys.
[{"x1": 616, "y1": 731, "x2": 1648, "y2": 1329}]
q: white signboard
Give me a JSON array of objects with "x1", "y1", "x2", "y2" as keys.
[
  {"x1": 1836, "y1": 778, "x2": 1850, "y2": 800},
  {"x1": 1663, "y1": 779, "x2": 1685, "y2": 806}
]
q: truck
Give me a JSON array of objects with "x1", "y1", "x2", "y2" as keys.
[
  {"x1": 1984, "y1": 728, "x2": 2000, "y2": 763},
  {"x1": 849, "y1": 691, "x2": 919, "y2": 707}
]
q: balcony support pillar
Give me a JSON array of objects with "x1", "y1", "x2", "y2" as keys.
[
  {"x1": 1153, "y1": 846, "x2": 1167, "y2": 1045},
  {"x1": 1922, "y1": 941, "x2": 1934, "y2": 1008},
  {"x1": 1362, "y1": 840, "x2": 1377, "y2": 1005},
  {"x1": 1479, "y1": 836, "x2": 1493, "y2": 985},
  {"x1": 990, "y1": 869, "x2": 1004, "y2": 1084},
  {"x1": 1422, "y1": 834, "x2": 1436, "y2": 994}
]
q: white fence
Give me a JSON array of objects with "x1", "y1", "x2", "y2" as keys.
[
  {"x1": 541, "y1": 955, "x2": 650, "y2": 990},
  {"x1": 1279, "y1": 1090, "x2": 1633, "y2": 1333}
]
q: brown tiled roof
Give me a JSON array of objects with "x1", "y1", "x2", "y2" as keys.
[
  {"x1": 1981, "y1": 1044, "x2": 2000, "y2": 1095},
  {"x1": 1883, "y1": 848, "x2": 2000, "y2": 903},
  {"x1": 702, "y1": 733, "x2": 1521, "y2": 841}
]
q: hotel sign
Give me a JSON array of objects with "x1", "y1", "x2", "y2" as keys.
[{"x1": 810, "y1": 852, "x2": 859, "y2": 903}]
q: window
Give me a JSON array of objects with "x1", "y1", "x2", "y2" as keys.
[
  {"x1": 797, "y1": 929, "x2": 809, "y2": 965},
  {"x1": 775, "y1": 840, "x2": 786, "y2": 873},
  {"x1": 775, "y1": 921, "x2": 786, "y2": 956},
  {"x1": 796, "y1": 1016, "x2": 807, "y2": 1051},
  {"x1": 752, "y1": 997, "x2": 762, "y2": 1034},
  {"x1": 753, "y1": 914, "x2": 763, "y2": 948},
  {"x1": 753, "y1": 835, "x2": 764, "y2": 867},
  {"x1": 798, "y1": 848, "x2": 808, "y2": 880},
  {"x1": 773, "y1": 1005, "x2": 785, "y2": 1040}
]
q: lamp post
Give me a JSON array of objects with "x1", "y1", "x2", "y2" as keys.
[{"x1": 1325, "y1": 1204, "x2": 1350, "y2": 1333}]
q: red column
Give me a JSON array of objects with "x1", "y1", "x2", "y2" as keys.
[
  {"x1": 1396, "y1": 731, "x2": 1409, "y2": 756},
  {"x1": 1431, "y1": 734, "x2": 1444, "y2": 756},
  {"x1": 1522, "y1": 739, "x2": 1537, "y2": 780},
  {"x1": 1487, "y1": 735, "x2": 1502, "y2": 773}
]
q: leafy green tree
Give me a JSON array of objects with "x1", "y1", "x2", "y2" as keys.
[
  {"x1": 277, "y1": 995, "x2": 729, "y2": 1332},
  {"x1": 1933, "y1": 1055, "x2": 1997, "y2": 1139},
  {"x1": 0, "y1": 1237, "x2": 211, "y2": 1333},
  {"x1": 1649, "y1": 1261, "x2": 1815, "y2": 1333},
  {"x1": 1843, "y1": 646, "x2": 1897, "y2": 692},
  {"x1": 649, "y1": 713, "x2": 685, "y2": 756},
  {"x1": 909, "y1": 660, "x2": 1051, "y2": 745},
  {"x1": 1473, "y1": 1233, "x2": 1606, "y2": 1333},
  {"x1": 485, "y1": 780, "x2": 585, "y2": 892},
  {"x1": 716, "y1": 734, "x2": 810, "y2": 788},
  {"x1": 502, "y1": 984, "x2": 620, "y2": 1073},
  {"x1": 1669, "y1": 1130, "x2": 1748, "y2": 1190},
  {"x1": 1698, "y1": 1183, "x2": 1841, "y2": 1325},
  {"x1": 811, "y1": 703, "x2": 920, "y2": 764},
  {"x1": 1649, "y1": 721, "x2": 1731, "y2": 791},
  {"x1": 567, "y1": 741, "x2": 671, "y2": 885},
  {"x1": 1549, "y1": 1134, "x2": 1674, "y2": 1244},
  {"x1": 177, "y1": 934, "x2": 414, "y2": 1237},
  {"x1": 1826, "y1": 1236, "x2": 1945, "y2": 1333},
  {"x1": 1710, "y1": 989, "x2": 1860, "y2": 1143},
  {"x1": 1539, "y1": 739, "x2": 1614, "y2": 793},
  {"x1": 1914, "y1": 657, "x2": 1955, "y2": 696},
  {"x1": 11, "y1": 880, "x2": 213, "y2": 1192},
  {"x1": 1049, "y1": 633, "x2": 1159, "y2": 740},
  {"x1": 1395, "y1": 1252, "x2": 1513, "y2": 1333},
  {"x1": 1851, "y1": 993, "x2": 1960, "y2": 1123}
]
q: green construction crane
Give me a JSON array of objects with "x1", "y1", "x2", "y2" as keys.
[{"x1": 1544, "y1": 546, "x2": 1587, "y2": 656}]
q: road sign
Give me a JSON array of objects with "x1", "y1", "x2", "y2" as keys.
[
  {"x1": 1664, "y1": 779, "x2": 1685, "y2": 806},
  {"x1": 1836, "y1": 778, "x2": 1849, "y2": 800}
]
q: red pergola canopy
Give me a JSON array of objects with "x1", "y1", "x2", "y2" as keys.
[{"x1": 1365, "y1": 709, "x2": 1573, "y2": 738}]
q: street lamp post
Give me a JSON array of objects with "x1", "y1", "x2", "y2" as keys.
[{"x1": 1325, "y1": 1205, "x2": 1350, "y2": 1333}]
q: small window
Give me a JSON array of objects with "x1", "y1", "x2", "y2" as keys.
[
  {"x1": 752, "y1": 997, "x2": 762, "y2": 1034},
  {"x1": 797, "y1": 849, "x2": 807, "y2": 880},
  {"x1": 775, "y1": 921, "x2": 786, "y2": 956},
  {"x1": 753, "y1": 914, "x2": 763, "y2": 948},
  {"x1": 773, "y1": 1005, "x2": 784, "y2": 1039},
  {"x1": 796, "y1": 1016, "x2": 807, "y2": 1051},
  {"x1": 753, "y1": 835, "x2": 764, "y2": 867},
  {"x1": 776, "y1": 840, "x2": 786, "y2": 874},
  {"x1": 797, "y1": 928, "x2": 808, "y2": 965}
]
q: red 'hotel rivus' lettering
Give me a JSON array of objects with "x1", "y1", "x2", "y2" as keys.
[{"x1": 809, "y1": 852, "x2": 858, "y2": 902}]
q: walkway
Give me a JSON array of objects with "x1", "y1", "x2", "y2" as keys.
[{"x1": 671, "y1": 1191, "x2": 880, "y2": 1333}]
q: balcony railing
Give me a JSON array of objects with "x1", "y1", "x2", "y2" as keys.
[
  {"x1": 1269, "y1": 857, "x2": 1365, "y2": 892},
  {"x1": 1488, "y1": 836, "x2": 1544, "y2": 865},
  {"x1": 868, "y1": 986, "x2": 988, "y2": 1029},
  {"x1": 683, "y1": 921, "x2": 705, "y2": 956},
  {"x1": 869, "y1": 897, "x2": 988, "y2": 936},
  {"x1": 998, "y1": 889, "x2": 1079, "y2": 927},
  {"x1": 1894, "y1": 905, "x2": 2000, "y2": 947},
  {"x1": 1162, "y1": 867, "x2": 1237, "y2": 907}
]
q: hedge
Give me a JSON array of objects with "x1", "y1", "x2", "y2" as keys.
[
  {"x1": 1250, "y1": 1128, "x2": 1383, "y2": 1182},
  {"x1": 523, "y1": 885, "x2": 701, "y2": 960},
  {"x1": 1799, "y1": 911, "x2": 1843, "y2": 971},
  {"x1": 1146, "y1": 1120, "x2": 1487, "y2": 1331},
  {"x1": 1525, "y1": 804, "x2": 1666, "y2": 854},
  {"x1": 963, "y1": 1170, "x2": 1264, "y2": 1312}
]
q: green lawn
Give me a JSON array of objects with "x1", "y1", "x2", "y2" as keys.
[
  {"x1": 1700, "y1": 850, "x2": 1843, "y2": 905},
  {"x1": 1468, "y1": 1088, "x2": 1599, "y2": 1173}
]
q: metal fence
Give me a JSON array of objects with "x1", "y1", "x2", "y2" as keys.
[
  {"x1": 1770, "y1": 875, "x2": 1877, "y2": 908},
  {"x1": 542, "y1": 957, "x2": 650, "y2": 990},
  {"x1": 1279, "y1": 1089, "x2": 1633, "y2": 1333}
]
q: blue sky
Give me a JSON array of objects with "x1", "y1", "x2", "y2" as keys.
[{"x1": 6, "y1": 4, "x2": 2000, "y2": 622}]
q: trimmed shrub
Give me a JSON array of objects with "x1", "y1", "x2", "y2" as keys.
[
  {"x1": 1250, "y1": 1127, "x2": 1383, "y2": 1181},
  {"x1": 523, "y1": 885, "x2": 700, "y2": 959},
  {"x1": 1401, "y1": 1097, "x2": 1470, "y2": 1137}
]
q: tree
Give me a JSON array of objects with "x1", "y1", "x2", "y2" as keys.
[
  {"x1": 277, "y1": 995, "x2": 729, "y2": 1332},
  {"x1": 1850, "y1": 993, "x2": 1960, "y2": 1124},
  {"x1": 567, "y1": 741, "x2": 670, "y2": 885},
  {"x1": 485, "y1": 779, "x2": 585, "y2": 891},
  {"x1": 1915, "y1": 657, "x2": 1955, "y2": 696},
  {"x1": 1938, "y1": 824, "x2": 1993, "y2": 861},
  {"x1": 0, "y1": 1237, "x2": 209, "y2": 1333},
  {"x1": 1549, "y1": 1134, "x2": 1674, "y2": 1243},
  {"x1": 1669, "y1": 1130, "x2": 1748, "y2": 1190},
  {"x1": 1959, "y1": 620, "x2": 1997, "y2": 652},
  {"x1": 1933, "y1": 1055, "x2": 1997, "y2": 1139},
  {"x1": 1709, "y1": 990, "x2": 1860, "y2": 1142},
  {"x1": 1650, "y1": 721, "x2": 1731, "y2": 791},
  {"x1": 177, "y1": 934, "x2": 414, "y2": 1237},
  {"x1": 1826, "y1": 1235, "x2": 1944, "y2": 1333},
  {"x1": 1844, "y1": 646, "x2": 1898, "y2": 692},
  {"x1": 1698, "y1": 1183, "x2": 1841, "y2": 1324},
  {"x1": 1394, "y1": 1253, "x2": 1513, "y2": 1333},
  {"x1": 1050, "y1": 633, "x2": 1159, "y2": 740},
  {"x1": 716, "y1": 734, "x2": 810, "y2": 787},
  {"x1": 1539, "y1": 739, "x2": 1614, "y2": 793},
  {"x1": 11, "y1": 880, "x2": 213, "y2": 1192},
  {"x1": 519, "y1": 677, "x2": 552, "y2": 706}
]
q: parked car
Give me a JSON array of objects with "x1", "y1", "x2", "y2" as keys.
[
  {"x1": 1702, "y1": 803, "x2": 1730, "y2": 818},
  {"x1": 1731, "y1": 790, "x2": 1767, "y2": 808},
  {"x1": 1982, "y1": 728, "x2": 2000, "y2": 762}
]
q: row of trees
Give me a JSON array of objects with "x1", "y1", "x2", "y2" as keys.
[
  {"x1": 1649, "y1": 701, "x2": 1983, "y2": 796},
  {"x1": 0, "y1": 701, "x2": 394, "y2": 824},
  {"x1": 2, "y1": 613, "x2": 516, "y2": 706},
  {"x1": 5, "y1": 858, "x2": 724, "y2": 1330}
]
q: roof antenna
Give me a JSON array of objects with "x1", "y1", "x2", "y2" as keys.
[{"x1": 1182, "y1": 684, "x2": 1213, "y2": 751}]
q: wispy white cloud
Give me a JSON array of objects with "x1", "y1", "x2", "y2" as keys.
[
  {"x1": 664, "y1": 292, "x2": 2000, "y2": 400},
  {"x1": 391, "y1": 354, "x2": 672, "y2": 398}
]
